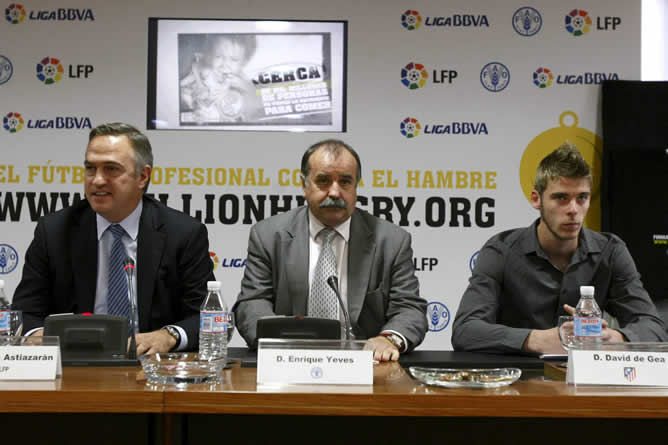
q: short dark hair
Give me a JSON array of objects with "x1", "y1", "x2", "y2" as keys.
[
  {"x1": 88, "y1": 122, "x2": 153, "y2": 191},
  {"x1": 300, "y1": 139, "x2": 362, "y2": 186},
  {"x1": 534, "y1": 141, "x2": 591, "y2": 195}
]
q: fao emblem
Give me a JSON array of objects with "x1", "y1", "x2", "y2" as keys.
[
  {"x1": 480, "y1": 62, "x2": 510, "y2": 92},
  {"x1": 469, "y1": 251, "x2": 479, "y2": 273},
  {"x1": 427, "y1": 302, "x2": 450, "y2": 332},
  {"x1": 0, "y1": 56, "x2": 13, "y2": 85},
  {"x1": 0, "y1": 244, "x2": 19, "y2": 274},
  {"x1": 512, "y1": 7, "x2": 542, "y2": 37},
  {"x1": 311, "y1": 366, "x2": 324, "y2": 379}
]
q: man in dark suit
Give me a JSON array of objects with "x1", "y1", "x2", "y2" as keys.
[
  {"x1": 233, "y1": 139, "x2": 427, "y2": 362},
  {"x1": 12, "y1": 123, "x2": 214, "y2": 354}
]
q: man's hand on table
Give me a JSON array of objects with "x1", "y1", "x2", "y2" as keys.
[
  {"x1": 368, "y1": 336, "x2": 400, "y2": 362},
  {"x1": 133, "y1": 329, "x2": 177, "y2": 355},
  {"x1": 524, "y1": 304, "x2": 626, "y2": 354}
]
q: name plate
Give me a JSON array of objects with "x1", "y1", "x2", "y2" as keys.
[
  {"x1": 257, "y1": 348, "x2": 373, "y2": 385},
  {"x1": 0, "y1": 345, "x2": 61, "y2": 380},
  {"x1": 567, "y1": 349, "x2": 668, "y2": 386}
]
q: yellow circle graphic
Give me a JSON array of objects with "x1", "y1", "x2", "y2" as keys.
[{"x1": 519, "y1": 111, "x2": 603, "y2": 230}]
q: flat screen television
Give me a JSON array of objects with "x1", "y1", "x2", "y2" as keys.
[{"x1": 147, "y1": 18, "x2": 347, "y2": 132}]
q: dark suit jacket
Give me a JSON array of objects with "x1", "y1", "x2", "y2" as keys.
[
  {"x1": 233, "y1": 206, "x2": 427, "y2": 350},
  {"x1": 12, "y1": 196, "x2": 214, "y2": 349}
]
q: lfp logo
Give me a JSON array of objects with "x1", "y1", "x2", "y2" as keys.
[
  {"x1": 5, "y1": 3, "x2": 26, "y2": 24},
  {"x1": 401, "y1": 62, "x2": 428, "y2": 89},
  {"x1": 480, "y1": 62, "x2": 510, "y2": 92},
  {"x1": 427, "y1": 302, "x2": 450, "y2": 332},
  {"x1": 512, "y1": 7, "x2": 542, "y2": 36},
  {"x1": 401, "y1": 10, "x2": 422, "y2": 30},
  {"x1": 400, "y1": 117, "x2": 421, "y2": 138},
  {"x1": 36, "y1": 57, "x2": 64, "y2": 85},
  {"x1": 533, "y1": 67, "x2": 553, "y2": 88},
  {"x1": 3, "y1": 112, "x2": 23, "y2": 133},
  {"x1": 565, "y1": 9, "x2": 592, "y2": 36},
  {"x1": 0, "y1": 55, "x2": 13, "y2": 85},
  {"x1": 0, "y1": 244, "x2": 19, "y2": 274},
  {"x1": 34, "y1": 57, "x2": 93, "y2": 83}
]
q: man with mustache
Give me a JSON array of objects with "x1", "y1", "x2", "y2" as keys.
[
  {"x1": 12, "y1": 123, "x2": 214, "y2": 354},
  {"x1": 233, "y1": 139, "x2": 427, "y2": 361},
  {"x1": 452, "y1": 143, "x2": 667, "y2": 354}
]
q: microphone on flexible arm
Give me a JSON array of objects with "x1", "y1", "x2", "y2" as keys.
[
  {"x1": 327, "y1": 276, "x2": 354, "y2": 341},
  {"x1": 123, "y1": 256, "x2": 138, "y2": 360}
]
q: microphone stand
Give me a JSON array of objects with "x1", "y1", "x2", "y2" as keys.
[
  {"x1": 327, "y1": 276, "x2": 354, "y2": 341},
  {"x1": 123, "y1": 257, "x2": 138, "y2": 359}
]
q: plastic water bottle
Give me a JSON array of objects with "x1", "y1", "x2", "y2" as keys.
[
  {"x1": 199, "y1": 281, "x2": 228, "y2": 361},
  {"x1": 0, "y1": 280, "x2": 10, "y2": 336},
  {"x1": 574, "y1": 285, "x2": 603, "y2": 345}
]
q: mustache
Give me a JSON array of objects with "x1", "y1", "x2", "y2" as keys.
[{"x1": 319, "y1": 197, "x2": 347, "y2": 209}]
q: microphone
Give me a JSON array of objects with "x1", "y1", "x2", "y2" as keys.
[
  {"x1": 326, "y1": 276, "x2": 354, "y2": 341},
  {"x1": 123, "y1": 256, "x2": 138, "y2": 359}
]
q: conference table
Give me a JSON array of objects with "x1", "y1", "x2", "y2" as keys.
[{"x1": 1, "y1": 348, "x2": 667, "y2": 445}]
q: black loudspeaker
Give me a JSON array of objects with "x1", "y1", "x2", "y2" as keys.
[
  {"x1": 601, "y1": 80, "x2": 668, "y2": 302},
  {"x1": 256, "y1": 316, "x2": 341, "y2": 348},
  {"x1": 44, "y1": 314, "x2": 137, "y2": 366}
]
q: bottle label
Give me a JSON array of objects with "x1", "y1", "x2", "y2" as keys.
[
  {"x1": 574, "y1": 317, "x2": 602, "y2": 337},
  {"x1": 0, "y1": 311, "x2": 8, "y2": 333},
  {"x1": 200, "y1": 311, "x2": 228, "y2": 334}
]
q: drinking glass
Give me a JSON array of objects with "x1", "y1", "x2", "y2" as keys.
[
  {"x1": 0, "y1": 310, "x2": 23, "y2": 345},
  {"x1": 558, "y1": 315, "x2": 574, "y2": 350},
  {"x1": 226, "y1": 312, "x2": 235, "y2": 343},
  {"x1": 0, "y1": 310, "x2": 22, "y2": 336}
]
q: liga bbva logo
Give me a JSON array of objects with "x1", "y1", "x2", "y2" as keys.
[
  {"x1": 400, "y1": 116, "x2": 488, "y2": 138},
  {"x1": 3, "y1": 112, "x2": 23, "y2": 133},
  {"x1": 209, "y1": 251, "x2": 247, "y2": 269},
  {"x1": 400, "y1": 117, "x2": 421, "y2": 138},
  {"x1": 401, "y1": 10, "x2": 422, "y2": 30},
  {"x1": 401, "y1": 9, "x2": 489, "y2": 30},
  {"x1": 4, "y1": 3, "x2": 25, "y2": 23},
  {"x1": 3, "y1": 111, "x2": 92, "y2": 132},
  {"x1": 532, "y1": 66, "x2": 619, "y2": 88},
  {"x1": 5, "y1": 3, "x2": 94, "y2": 23},
  {"x1": 35, "y1": 56, "x2": 94, "y2": 84},
  {"x1": 564, "y1": 9, "x2": 621, "y2": 36}
]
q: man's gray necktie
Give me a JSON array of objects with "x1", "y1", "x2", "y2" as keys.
[
  {"x1": 107, "y1": 224, "x2": 130, "y2": 319},
  {"x1": 308, "y1": 228, "x2": 339, "y2": 319}
]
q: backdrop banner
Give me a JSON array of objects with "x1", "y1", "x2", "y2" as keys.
[{"x1": 0, "y1": 0, "x2": 640, "y2": 349}]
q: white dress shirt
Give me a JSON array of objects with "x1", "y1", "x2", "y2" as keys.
[
  {"x1": 94, "y1": 201, "x2": 186, "y2": 351},
  {"x1": 307, "y1": 210, "x2": 407, "y2": 351}
]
